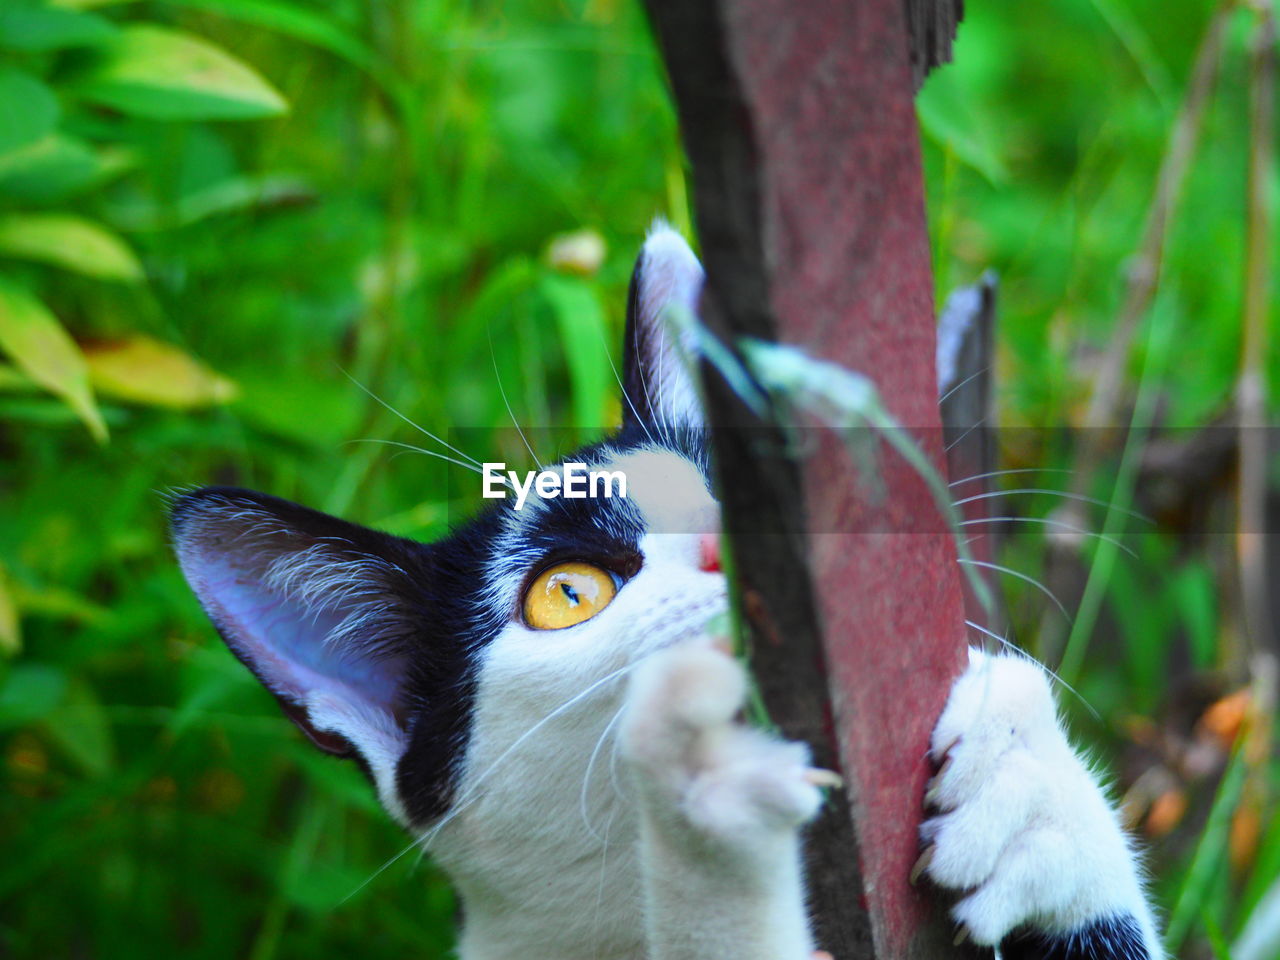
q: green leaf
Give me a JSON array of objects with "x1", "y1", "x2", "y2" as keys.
[
  {"x1": 0, "y1": 67, "x2": 59, "y2": 157},
  {"x1": 0, "y1": 4, "x2": 116, "y2": 52},
  {"x1": 1165, "y1": 745, "x2": 1248, "y2": 953},
  {"x1": 0, "y1": 135, "x2": 133, "y2": 203},
  {"x1": 0, "y1": 663, "x2": 66, "y2": 728},
  {"x1": 539, "y1": 274, "x2": 611, "y2": 430},
  {"x1": 79, "y1": 24, "x2": 288, "y2": 121},
  {"x1": 43, "y1": 677, "x2": 115, "y2": 777},
  {"x1": 0, "y1": 562, "x2": 19, "y2": 656},
  {"x1": 0, "y1": 279, "x2": 107, "y2": 442},
  {"x1": 917, "y1": 71, "x2": 1007, "y2": 186},
  {"x1": 49, "y1": 0, "x2": 139, "y2": 8},
  {"x1": 156, "y1": 0, "x2": 408, "y2": 113},
  {"x1": 289, "y1": 745, "x2": 382, "y2": 816},
  {"x1": 233, "y1": 370, "x2": 358, "y2": 446},
  {"x1": 0, "y1": 214, "x2": 142, "y2": 281},
  {"x1": 159, "y1": 0, "x2": 374, "y2": 73},
  {"x1": 1171, "y1": 562, "x2": 1218, "y2": 669},
  {"x1": 0, "y1": 362, "x2": 32, "y2": 391},
  {"x1": 9, "y1": 581, "x2": 108, "y2": 624},
  {"x1": 106, "y1": 173, "x2": 313, "y2": 231}
]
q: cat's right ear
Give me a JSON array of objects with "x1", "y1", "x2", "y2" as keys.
[
  {"x1": 621, "y1": 223, "x2": 705, "y2": 430},
  {"x1": 170, "y1": 487, "x2": 429, "y2": 817}
]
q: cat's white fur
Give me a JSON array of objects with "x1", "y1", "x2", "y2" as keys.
[
  {"x1": 922, "y1": 648, "x2": 1164, "y2": 955},
  {"x1": 426, "y1": 454, "x2": 743, "y2": 960}
]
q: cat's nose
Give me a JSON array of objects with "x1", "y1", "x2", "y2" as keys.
[{"x1": 698, "y1": 532, "x2": 721, "y2": 573}]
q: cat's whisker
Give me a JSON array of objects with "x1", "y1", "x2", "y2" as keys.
[
  {"x1": 488, "y1": 328, "x2": 544, "y2": 471},
  {"x1": 633, "y1": 333, "x2": 660, "y2": 436},
  {"x1": 342, "y1": 664, "x2": 640, "y2": 903},
  {"x1": 956, "y1": 558, "x2": 1070, "y2": 620},
  {"x1": 959, "y1": 516, "x2": 1137, "y2": 558},
  {"x1": 952, "y1": 488, "x2": 1154, "y2": 525},
  {"x1": 347, "y1": 438, "x2": 498, "y2": 480},
  {"x1": 597, "y1": 324, "x2": 657, "y2": 446},
  {"x1": 591, "y1": 808, "x2": 618, "y2": 952},
  {"x1": 656, "y1": 340, "x2": 676, "y2": 449},
  {"x1": 963, "y1": 619, "x2": 1100, "y2": 721},
  {"x1": 338, "y1": 829, "x2": 431, "y2": 905},
  {"x1": 607, "y1": 725, "x2": 627, "y2": 805},
  {"x1": 943, "y1": 416, "x2": 986, "y2": 452},
  {"x1": 340, "y1": 368, "x2": 485, "y2": 469},
  {"x1": 419, "y1": 660, "x2": 643, "y2": 850},
  {"x1": 937, "y1": 365, "x2": 989, "y2": 405},
  {"x1": 580, "y1": 703, "x2": 628, "y2": 842},
  {"x1": 948, "y1": 467, "x2": 1075, "y2": 487}
]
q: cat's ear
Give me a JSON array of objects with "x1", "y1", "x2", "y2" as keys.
[
  {"x1": 621, "y1": 222, "x2": 706, "y2": 430},
  {"x1": 170, "y1": 487, "x2": 428, "y2": 811}
]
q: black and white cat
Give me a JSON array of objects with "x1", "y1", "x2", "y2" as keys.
[{"x1": 171, "y1": 226, "x2": 1163, "y2": 959}]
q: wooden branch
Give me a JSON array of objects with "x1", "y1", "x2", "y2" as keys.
[
  {"x1": 642, "y1": 1, "x2": 971, "y2": 955},
  {"x1": 903, "y1": 0, "x2": 964, "y2": 89}
]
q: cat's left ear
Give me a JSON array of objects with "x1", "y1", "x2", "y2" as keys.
[
  {"x1": 621, "y1": 222, "x2": 705, "y2": 430},
  {"x1": 170, "y1": 487, "x2": 429, "y2": 816}
]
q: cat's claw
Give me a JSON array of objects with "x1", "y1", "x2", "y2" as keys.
[
  {"x1": 909, "y1": 844, "x2": 934, "y2": 886},
  {"x1": 917, "y1": 648, "x2": 1160, "y2": 953},
  {"x1": 922, "y1": 754, "x2": 953, "y2": 808},
  {"x1": 803, "y1": 768, "x2": 843, "y2": 789}
]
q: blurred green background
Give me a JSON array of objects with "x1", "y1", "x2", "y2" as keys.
[{"x1": 0, "y1": 0, "x2": 1276, "y2": 957}]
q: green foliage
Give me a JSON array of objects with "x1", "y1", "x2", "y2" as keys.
[
  {"x1": 921, "y1": 1, "x2": 1280, "y2": 953},
  {"x1": 0, "y1": 0, "x2": 1274, "y2": 957},
  {"x1": 0, "y1": 1, "x2": 676, "y2": 956},
  {"x1": 80, "y1": 24, "x2": 288, "y2": 121}
]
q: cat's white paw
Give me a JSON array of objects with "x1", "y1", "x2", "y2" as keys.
[
  {"x1": 620, "y1": 642, "x2": 826, "y2": 842},
  {"x1": 917, "y1": 648, "x2": 1157, "y2": 949}
]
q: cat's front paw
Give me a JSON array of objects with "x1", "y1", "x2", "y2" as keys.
[
  {"x1": 620, "y1": 642, "x2": 830, "y2": 844},
  {"x1": 917, "y1": 649, "x2": 1159, "y2": 955}
]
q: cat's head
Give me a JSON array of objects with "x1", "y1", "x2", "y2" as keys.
[{"x1": 170, "y1": 225, "x2": 725, "y2": 829}]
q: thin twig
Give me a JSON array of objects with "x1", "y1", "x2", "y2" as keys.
[
  {"x1": 1236, "y1": 0, "x2": 1276, "y2": 666},
  {"x1": 1081, "y1": 4, "x2": 1230, "y2": 430},
  {"x1": 1041, "y1": 4, "x2": 1231, "y2": 665},
  {"x1": 1235, "y1": 0, "x2": 1277, "y2": 886}
]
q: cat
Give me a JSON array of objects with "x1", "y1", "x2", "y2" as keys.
[{"x1": 171, "y1": 224, "x2": 1163, "y2": 960}]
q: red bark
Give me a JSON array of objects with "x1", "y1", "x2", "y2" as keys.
[{"x1": 644, "y1": 1, "x2": 971, "y2": 956}]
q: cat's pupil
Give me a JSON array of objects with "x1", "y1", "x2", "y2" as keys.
[{"x1": 560, "y1": 582, "x2": 580, "y2": 606}]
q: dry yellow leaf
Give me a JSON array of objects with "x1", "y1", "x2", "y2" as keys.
[
  {"x1": 1230, "y1": 802, "x2": 1262, "y2": 874},
  {"x1": 1144, "y1": 787, "x2": 1187, "y2": 838},
  {"x1": 1198, "y1": 688, "x2": 1250, "y2": 747},
  {"x1": 84, "y1": 337, "x2": 237, "y2": 409},
  {"x1": 0, "y1": 278, "x2": 107, "y2": 441}
]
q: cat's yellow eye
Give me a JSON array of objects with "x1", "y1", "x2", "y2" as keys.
[{"x1": 523, "y1": 561, "x2": 619, "y2": 630}]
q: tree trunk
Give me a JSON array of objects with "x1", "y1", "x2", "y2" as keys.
[{"x1": 642, "y1": 1, "x2": 973, "y2": 956}]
